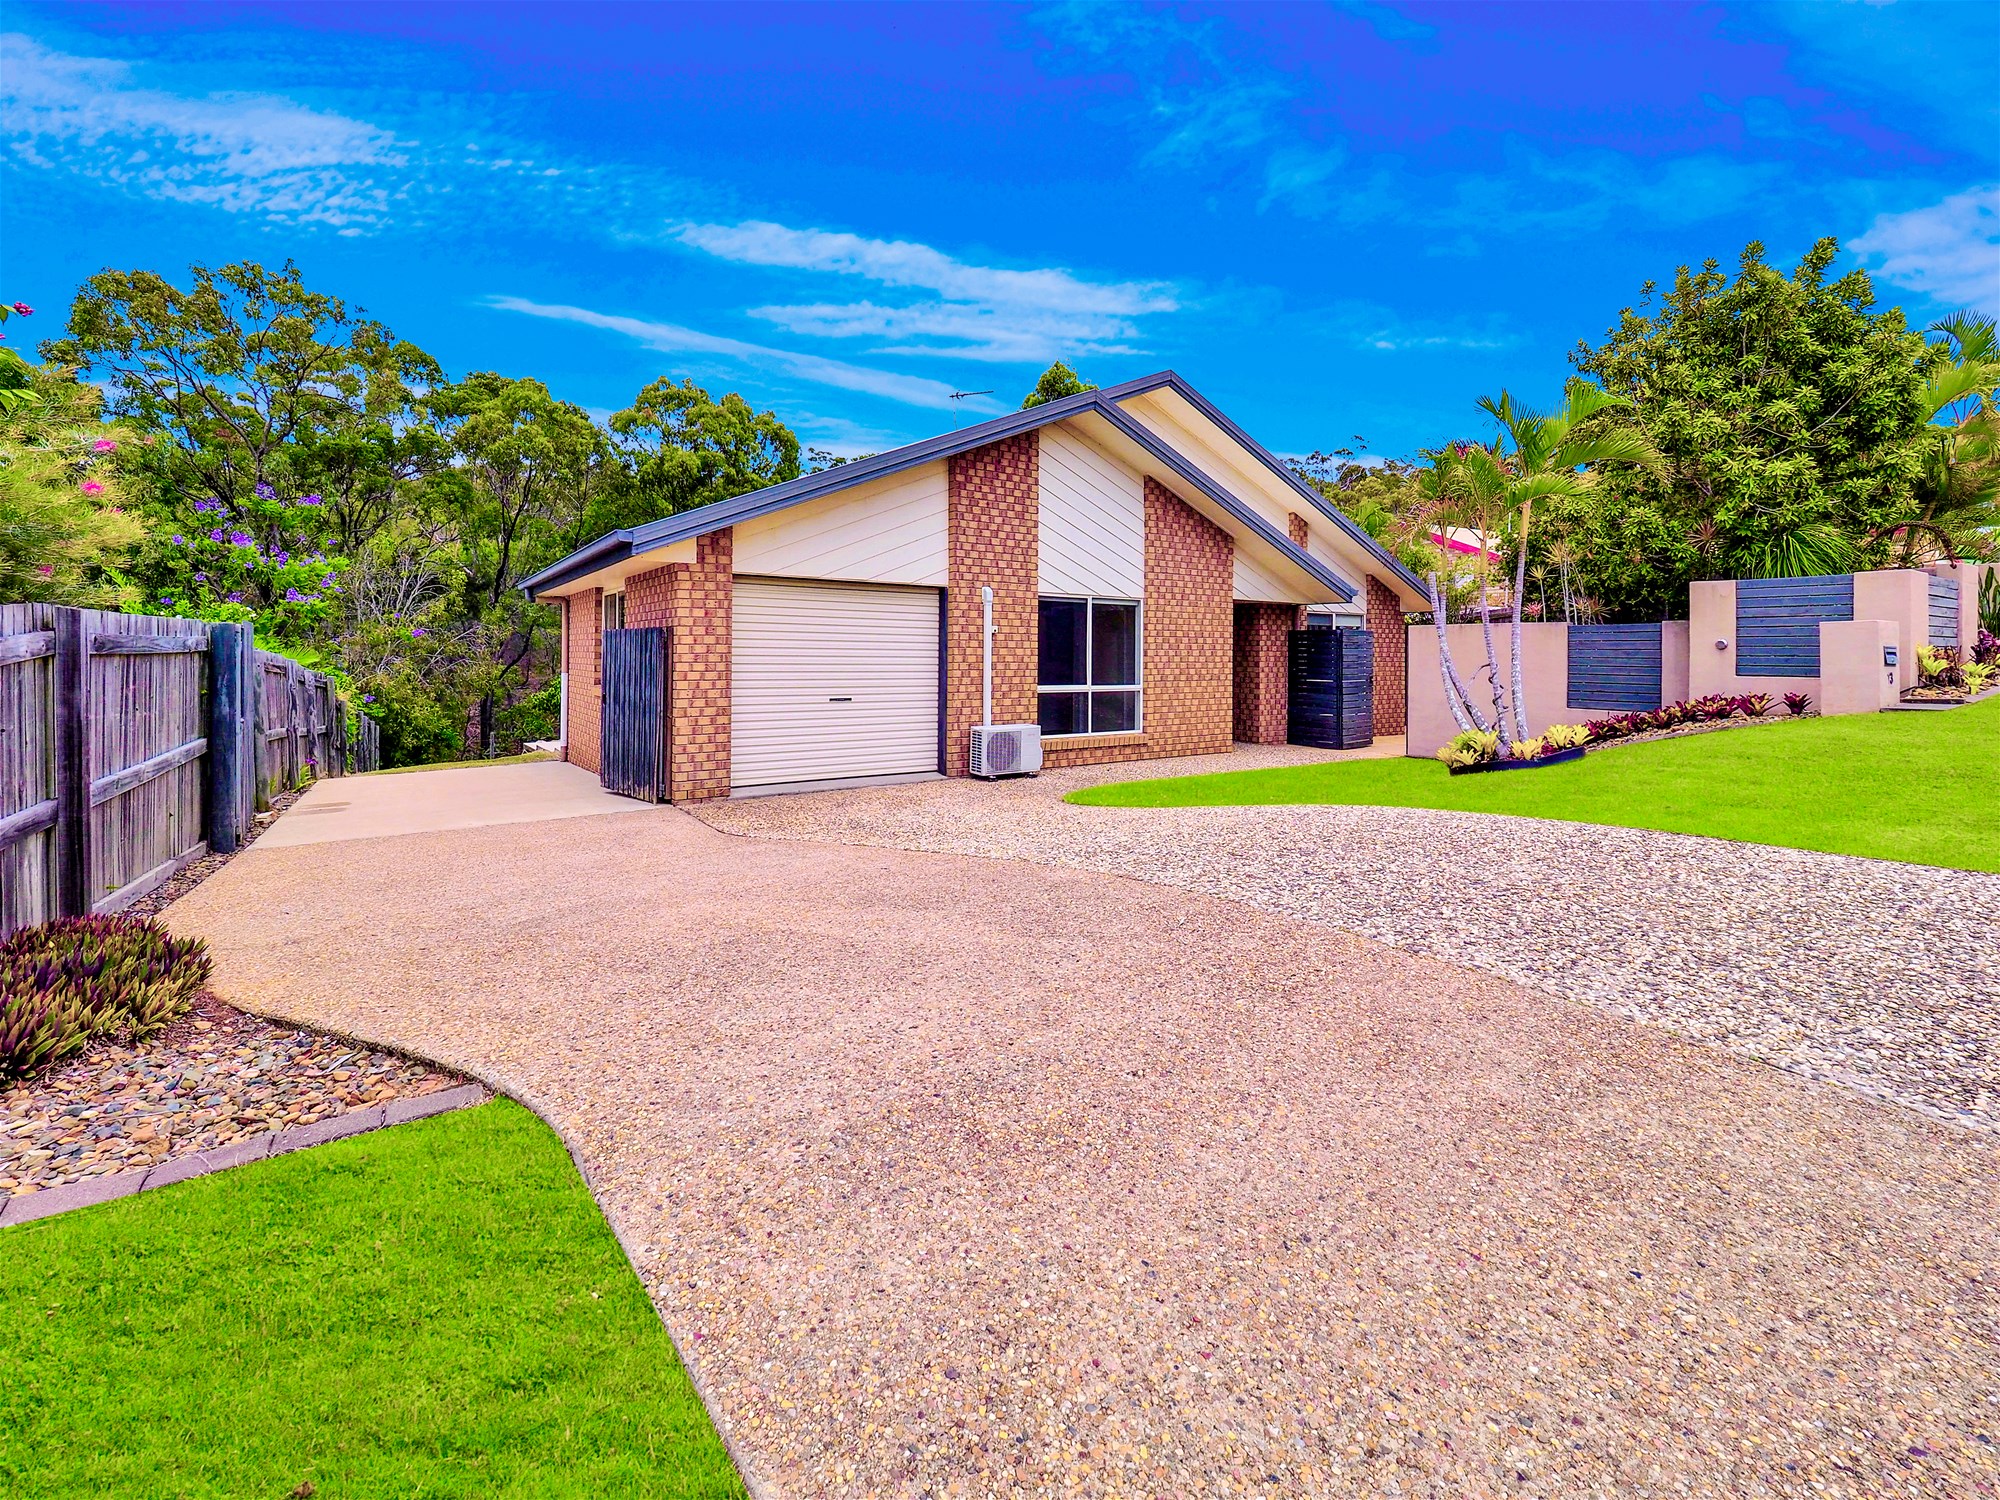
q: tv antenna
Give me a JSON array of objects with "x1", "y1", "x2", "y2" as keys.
[{"x1": 949, "y1": 389, "x2": 993, "y2": 428}]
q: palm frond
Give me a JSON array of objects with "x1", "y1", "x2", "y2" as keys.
[
  {"x1": 1930, "y1": 310, "x2": 1999, "y2": 365},
  {"x1": 1736, "y1": 523, "x2": 1859, "y2": 580}
]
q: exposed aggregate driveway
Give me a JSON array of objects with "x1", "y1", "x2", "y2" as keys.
[
  {"x1": 700, "y1": 753, "x2": 2000, "y2": 1135},
  {"x1": 166, "y1": 782, "x2": 1998, "y2": 1500}
]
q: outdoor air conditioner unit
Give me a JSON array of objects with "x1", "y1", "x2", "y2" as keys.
[{"x1": 969, "y1": 724, "x2": 1042, "y2": 779}]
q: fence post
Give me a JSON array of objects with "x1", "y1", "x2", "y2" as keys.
[
  {"x1": 206, "y1": 622, "x2": 248, "y2": 854},
  {"x1": 250, "y1": 649, "x2": 270, "y2": 811},
  {"x1": 52, "y1": 607, "x2": 91, "y2": 917}
]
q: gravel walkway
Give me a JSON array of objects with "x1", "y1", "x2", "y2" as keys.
[
  {"x1": 163, "y1": 807, "x2": 1998, "y2": 1500},
  {"x1": 2, "y1": 992, "x2": 465, "y2": 1197},
  {"x1": 696, "y1": 756, "x2": 2000, "y2": 1134}
]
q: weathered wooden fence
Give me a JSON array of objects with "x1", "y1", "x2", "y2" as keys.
[
  {"x1": 0, "y1": 605, "x2": 358, "y2": 936},
  {"x1": 353, "y1": 712, "x2": 381, "y2": 773}
]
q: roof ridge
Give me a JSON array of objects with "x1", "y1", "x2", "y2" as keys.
[{"x1": 520, "y1": 373, "x2": 1424, "y2": 599}]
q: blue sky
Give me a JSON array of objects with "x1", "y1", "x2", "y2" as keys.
[{"x1": 4, "y1": 1, "x2": 1996, "y2": 460}]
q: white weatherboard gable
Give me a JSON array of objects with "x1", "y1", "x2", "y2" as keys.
[
  {"x1": 1234, "y1": 549, "x2": 1304, "y2": 603},
  {"x1": 731, "y1": 462, "x2": 948, "y2": 586},
  {"x1": 1038, "y1": 423, "x2": 1144, "y2": 599},
  {"x1": 1306, "y1": 533, "x2": 1361, "y2": 601}
]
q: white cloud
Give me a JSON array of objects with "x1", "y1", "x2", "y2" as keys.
[
  {"x1": 487, "y1": 296, "x2": 996, "y2": 412},
  {"x1": 0, "y1": 32, "x2": 404, "y2": 228},
  {"x1": 1851, "y1": 186, "x2": 2000, "y2": 312},
  {"x1": 1310, "y1": 300, "x2": 1520, "y2": 353},
  {"x1": 673, "y1": 219, "x2": 1177, "y2": 364}
]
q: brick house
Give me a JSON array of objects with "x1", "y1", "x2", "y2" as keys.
[{"x1": 522, "y1": 373, "x2": 1427, "y2": 800}]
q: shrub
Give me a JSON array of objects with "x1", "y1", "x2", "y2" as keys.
[
  {"x1": 1916, "y1": 644, "x2": 1967, "y2": 690},
  {"x1": 1735, "y1": 693, "x2": 1773, "y2": 718},
  {"x1": 1976, "y1": 629, "x2": 1999, "y2": 668},
  {"x1": 1437, "y1": 728, "x2": 1500, "y2": 769},
  {"x1": 1964, "y1": 659, "x2": 1996, "y2": 694},
  {"x1": 0, "y1": 916, "x2": 211, "y2": 1079},
  {"x1": 1783, "y1": 691, "x2": 1813, "y2": 716},
  {"x1": 1509, "y1": 736, "x2": 1546, "y2": 761},
  {"x1": 1543, "y1": 722, "x2": 1590, "y2": 750}
]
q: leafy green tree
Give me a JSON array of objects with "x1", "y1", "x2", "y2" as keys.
[
  {"x1": 425, "y1": 371, "x2": 611, "y2": 756},
  {"x1": 1021, "y1": 362, "x2": 1096, "y2": 409},
  {"x1": 0, "y1": 359, "x2": 142, "y2": 605},
  {"x1": 43, "y1": 261, "x2": 442, "y2": 634},
  {"x1": 597, "y1": 377, "x2": 800, "y2": 532},
  {"x1": 1566, "y1": 238, "x2": 1933, "y2": 612}
]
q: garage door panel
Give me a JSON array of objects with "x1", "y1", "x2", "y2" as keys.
[{"x1": 731, "y1": 580, "x2": 940, "y2": 789}]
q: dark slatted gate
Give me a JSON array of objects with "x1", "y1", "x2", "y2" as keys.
[
  {"x1": 1736, "y1": 575, "x2": 1854, "y2": 677},
  {"x1": 1567, "y1": 624, "x2": 1664, "y2": 711},
  {"x1": 1928, "y1": 575, "x2": 1961, "y2": 648},
  {"x1": 601, "y1": 627, "x2": 668, "y2": 802},
  {"x1": 1288, "y1": 628, "x2": 1374, "y2": 749}
]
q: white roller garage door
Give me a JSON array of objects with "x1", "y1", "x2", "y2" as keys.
[{"x1": 731, "y1": 579, "x2": 941, "y2": 790}]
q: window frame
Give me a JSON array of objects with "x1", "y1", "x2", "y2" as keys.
[
  {"x1": 602, "y1": 590, "x2": 626, "y2": 633},
  {"x1": 1036, "y1": 593, "x2": 1143, "y2": 739}
]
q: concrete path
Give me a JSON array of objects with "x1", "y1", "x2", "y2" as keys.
[
  {"x1": 258, "y1": 759, "x2": 652, "y2": 847},
  {"x1": 164, "y1": 796, "x2": 1997, "y2": 1500}
]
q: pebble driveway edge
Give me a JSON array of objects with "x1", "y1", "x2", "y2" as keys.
[{"x1": 0, "y1": 1082, "x2": 489, "y2": 1228}]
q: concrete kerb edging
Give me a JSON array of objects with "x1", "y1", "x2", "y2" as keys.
[
  {"x1": 0, "y1": 1083, "x2": 491, "y2": 1230},
  {"x1": 128, "y1": 999, "x2": 784, "y2": 1500}
]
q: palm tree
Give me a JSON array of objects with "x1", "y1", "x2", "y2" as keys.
[
  {"x1": 1425, "y1": 381, "x2": 1661, "y2": 749},
  {"x1": 1884, "y1": 312, "x2": 2000, "y2": 567}
]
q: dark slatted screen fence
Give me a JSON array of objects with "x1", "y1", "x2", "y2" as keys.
[
  {"x1": 1735, "y1": 575, "x2": 1854, "y2": 677},
  {"x1": 1566, "y1": 624, "x2": 1664, "y2": 711},
  {"x1": 1928, "y1": 575, "x2": 1961, "y2": 649},
  {"x1": 1287, "y1": 628, "x2": 1374, "y2": 749}
]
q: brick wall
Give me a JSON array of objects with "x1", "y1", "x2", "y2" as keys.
[
  {"x1": 1288, "y1": 512, "x2": 1310, "y2": 547},
  {"x1": 1041, "y1": 478, "x2": 1234, "y2": 769},
  {"x1": 1231, "y1": 602, "x2": 1293, "y2": 744},
  {"x1": 626, "y1": 531, "x2": 734, "y2": 802},
  {"x1": 670, "y1": 530, "x2": 733, "y2": 801},
  {"x1": 565, "y1": 588, "x2": 604, "y2": 774},
  {"x1": 945, "y1": 433, "x2": 1040, "y2": 776},
  {"x1": 1366, "y1": 574, "x2": 1407, "y2": 736}
]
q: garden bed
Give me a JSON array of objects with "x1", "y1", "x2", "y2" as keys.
[
  {"x1": 1895, "y1": 682, "x2": 2000, "y2": 711},
  {"x1": 2, "y1": 992, "x2": 465, "y2": 1198},
  {"x1": 3, "y1": 780, "x2": 471, "y2": 1202}
]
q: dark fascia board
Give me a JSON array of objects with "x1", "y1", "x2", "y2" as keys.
[
  {"x1": 520, "y1": 370, "x2": 1400, "y2": 601},
  {"x1": 519, "y1": 381, "x2": 1123, "y2": 598}
]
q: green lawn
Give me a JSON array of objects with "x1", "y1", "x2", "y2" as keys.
[
  {"x1": 1070, "y1": 695, "x2": 2000, "y2": 873},
  {"x1": 368, "y1": 751, "x2": 555, "y2": 775},
  {"x1": 0, "y1": 1100, "x2": 743, "y2": 1500}
]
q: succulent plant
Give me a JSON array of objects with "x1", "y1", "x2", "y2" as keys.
[{"x1": 1783, "y1": 691, "x2": 1813, "y2": 716}]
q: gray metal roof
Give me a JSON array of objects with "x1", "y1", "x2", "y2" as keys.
[{"x1": 520, "y1": 372, "x2": 1425, "y2": 601}]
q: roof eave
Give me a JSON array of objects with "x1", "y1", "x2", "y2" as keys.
[{"x1": 1134, "y1": 377, "x2": 1431, "y2": 599}]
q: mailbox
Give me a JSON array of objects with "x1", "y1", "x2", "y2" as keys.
[{"x1": 1883, "y1": 644, "x2": 1899, "y2": 668}]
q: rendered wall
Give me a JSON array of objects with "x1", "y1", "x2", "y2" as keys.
[{"x1": 1405, "y1": 621, "x2": 1689, "y2": 758}]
